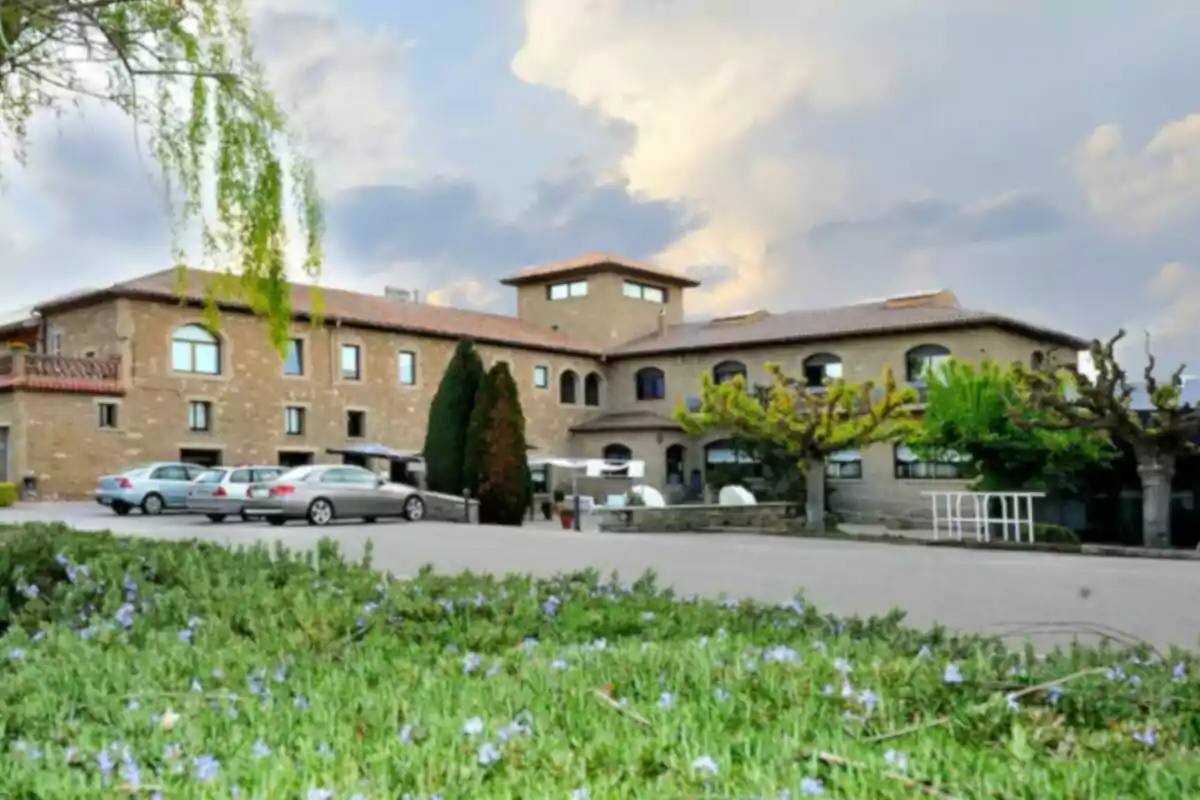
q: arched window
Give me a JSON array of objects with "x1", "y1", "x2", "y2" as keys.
[
  {"x1": 635, "y1": 367, "x2": 666, "y2": 400},
  {"x1": 603, "y1": 443, "x2": 632, "y2": 463},
  {"x1": 171, "y1": 324, "x2": 221, "y2": 375},
  {"x1": 904, "y1": 344, "x2": 951, "y2": 383},
  {"x1": 584, "y1": 372, "x2": 602, "y2": 406},
  {"x1": 559, "y1": 370, "x2": 579, "y2": 404},
  {"x1": 665, "y1": 444, "x2": 686, "y2": 486},
  {"x1": 1031, "y1": 350, "x2": 1046, "y2": 371},
  {"x1": 802, "y1": 353, "x2": 843, "y2": 387},
  {"x1": 712, "y1": 360, "x2": 747, "y2": 385}
]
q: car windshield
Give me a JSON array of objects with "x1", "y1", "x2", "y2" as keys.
[
  {"x1": 196, "y1": 470, "x2": 226, "y2": 484},
  {"x1": 275, "y1": 466, "x2": 315, "y2": 483}
]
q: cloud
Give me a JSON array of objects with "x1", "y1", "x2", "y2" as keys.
[
  {"x1": 321, "y1": 167, "x2": 698, "y2": 308},
  {"x1": 809, "y1": 192, "x2": 1067, "y2": 249},
  {"x1": 1068, "y1": 113, "x2": 1200, "y2": 233}
]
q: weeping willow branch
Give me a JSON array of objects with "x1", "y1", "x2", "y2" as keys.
[{"x1": 0, "y1": 0, "x2": 324, "y2": 350}]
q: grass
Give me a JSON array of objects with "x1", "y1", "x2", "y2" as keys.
[{"x1": 0, "y1": 522, "x2": 1197, "y2": 798}]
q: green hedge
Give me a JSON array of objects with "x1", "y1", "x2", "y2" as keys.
[
  {"x1": 1033, "y1": 522, "x2": 1081, "y2": 545},
  {"x1": 0, "y1": 483, "x2": 16, "y2": 508}
]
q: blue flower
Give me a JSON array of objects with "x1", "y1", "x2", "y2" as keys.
[
  {"x1": 307, "y1": 790, "x2": 334, "y2": 800},
  {"x1": 177, "y1": 629, "x2": 193, "y2": 643},
  {"x1": 857, "y1": 689, "x2": 879, "y2": 713},
  {"x1": 8, "y1": 648, "x2": 25, "y2": 660},
  {"x1": 463, "y1": 652, "x2": 482, "y2": 674},
  {"x1": 114, "y1": 604, "x2": 135, "y2": 629},
  {"x1": 917, "y1": 645, "x2": 931, "y2": 658},
  {"x1": 399, "y1": 724, "x2": 413, "y2": 744},
  {"x1": 943, "y1": 664, "x2": 963, "y2": 684},
  {"x1": 1104, "y1": 666, "x2": 1125, "y2": 682},
  {"x1": 477, "y1": 742, "x2": 501, "y2": 767},
  {"x1": 120, "y1": 751, "x2": 141, "y2": 789},
  {"x1": 642, "y1": 611, "x2": 656, "y2": 621},
  {"x1": 1172, "y1": 662, "x2": 1186, "y2": 682},
  {"x1": 832, "y1": 657, "x2": 852, "y2": 674},
  {"x1": 1046, "y1": 684, "x2": 1063, "y2": 704},
  {"x1": 884, "y1": 749, "x2": 908, "y2": 771},
  {"x1": 799, "y1": 776, "x2": 825, "y2": 796},
  {"x1": 570, "y1": 788, "x2": 590, "y2": 800},
  {"x1": 714, "y1": 687, "x2": 729, "y2": 702},
  {"x1": 1005, "y1": 693, "x2": 1019, "y2": 711},
  {"x1": 463, "y1": 716, "x2": 484, "y2": 735},
  {"x1": 192, "y1": 754, "x2": 219, "y2": 781},
  {"x1": 1133, "y1": 727, "x2": 1156, "y2": 746},
  {"x1": 550, "y1": 659, "x2": 568, "y2": 671},
  {"x1": 692, "y1": 755, "x2": 718, "y2": 776},
  {"x1": 764, "y1": 645, "x2": 800, "y2": 663},
  {"x1": 658, "y1": 692, "x2": 675, "y2": 708}
]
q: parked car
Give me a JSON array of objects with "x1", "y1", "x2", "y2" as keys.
[
  {"x1": 186, "y1": 465, "x2": 286, "y2": 522},
  {"x1": 95, "y1": 462, "x2": 207, "y2": 516},
  {"x1": 243, "y1": 464, "x2": 426, "y2": 526}
]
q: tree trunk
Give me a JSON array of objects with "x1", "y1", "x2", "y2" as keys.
[
  {"x1": 804, "y1": 458, "x2": 827, "y2": 533},
  {"x1": 1135, "y1": 449, "x2": 1175, "y2": 549}
]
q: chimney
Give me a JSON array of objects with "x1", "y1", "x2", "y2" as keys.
[
  {"x1": 412, "y1": 289, "x2": 420, "y2": 304},
  {"x1": 384, "y1": 287, "x2": 412, "y2": 303},
  {"x1": 657, "y1": 308, "x2": 666, "y2": 335}
]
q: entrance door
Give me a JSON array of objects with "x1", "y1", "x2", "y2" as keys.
[
  {"x1": 0, "y1": 427, "x2": 8, "y2": 484},
  {"x1": 278, "y1": 451, "x2": 315, "y2": 468}
]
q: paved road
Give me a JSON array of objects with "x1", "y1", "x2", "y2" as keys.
[{"x1": 3, "y1": 503, "x2": 1197, "y2": 651}]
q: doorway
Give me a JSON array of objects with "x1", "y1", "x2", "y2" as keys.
[
  {"x1": 180, "y1": 448, "x2": 223, "y2": 468},
  {"x1": 0, "y1": 426, "x2": 9, "y2": 483},
  {"x1": 278, "y1": 450, "x2": 315, "y2": 468}
]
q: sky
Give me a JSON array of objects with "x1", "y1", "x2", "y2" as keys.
[{"x1": 3, "y1": 0, "x2": 1200, "y2": 371}]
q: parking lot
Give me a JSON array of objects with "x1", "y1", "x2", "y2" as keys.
[{"x1": 4, "y1": 501, "x2": 1198, "y2": 651}]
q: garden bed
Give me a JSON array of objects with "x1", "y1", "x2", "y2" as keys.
[{"x1": 0, "y1": 522, "x2": 1195, "y2": 797}]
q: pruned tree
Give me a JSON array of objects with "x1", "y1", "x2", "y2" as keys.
[
  {"x1": 675, "y1": 364, "x2": 918, "y2": 532},
  {"x1": 1012, "y1": 330, "x2": 1200, "y2": 548},
  {"x1": 468, "y1": 362, "x2": 531, "y2": 526},
  {"x1": 1, "y1": 0, "x2": 322, "y2": 348},
  {"x1": 424, "y1": 340, "x2": 484, "y2": 497},
  {"x1": 914, "y1": 358, "x2": 1115, "y2": 493}
]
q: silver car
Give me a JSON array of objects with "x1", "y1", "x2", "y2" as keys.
[
  {"x1": 186, "y1": 465, "x2": 286, "y2": 522},
  {"x1": 95, "y1": 462, "x2": 206, "y2": 516},
  {"x1": 244, "y1": 464, "x2": 427, "y2": 527}
]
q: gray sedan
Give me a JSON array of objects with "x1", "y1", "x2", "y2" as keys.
[
  {"x1": 186, "y1": 465, "x2": 286, "y2": 522},
  {"x1": 243, "y1": 464, "x2": 427, "y2": 527}
]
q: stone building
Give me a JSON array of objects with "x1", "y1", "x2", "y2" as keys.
[{"x1": 0, "y1": 253, "x2": 1087, "y2": 520}]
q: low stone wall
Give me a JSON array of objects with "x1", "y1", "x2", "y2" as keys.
[
  {"x1": 423, "y1": 491, "x2": 479, "y2": 524},
  {"x1": 596, "y1": 502, "x2": 799, "y2": 533}
]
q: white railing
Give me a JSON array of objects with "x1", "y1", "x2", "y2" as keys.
[{"x1": 921, "y1": 491, "x2": 1045, "y2": 543}]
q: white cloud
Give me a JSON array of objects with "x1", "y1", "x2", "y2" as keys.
[
  {"x1": 1068, "y1": 113, "x2": 1200, "y2": 233},
  {"x1": 1112, "y1": 261, "x2": 1200, "y2": 372}
]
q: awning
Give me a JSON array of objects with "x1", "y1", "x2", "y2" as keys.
[{"x1": 326, "y1": 444, "x2": 423, "y2": 462}]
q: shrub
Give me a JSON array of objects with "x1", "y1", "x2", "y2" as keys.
[
  {"x1": 423, "y1": 340, "x2": 485, "y2": 496},
  {"x1": 0, "y1": 523, "x2": 1195, "y2": 797},
  {"x1": 1034, "y1": 522, "x2": 1081, "y2": 545},
  {"x1": 468, "y1": 363, "x2": 530, "y2": 526},
  {"x1": 0, "y1": 483, "x2": 16, "y2": 507}
]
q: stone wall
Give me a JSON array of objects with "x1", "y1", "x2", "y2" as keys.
[{"x1": 595, "y1": 502, "x2": 798, "y2": 533}]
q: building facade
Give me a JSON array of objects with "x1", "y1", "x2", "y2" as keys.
[{"x1": 0, "y1": 254, "x2": 1088, "y2": 522}]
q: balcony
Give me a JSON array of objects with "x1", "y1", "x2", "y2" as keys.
[{"x1": 0, "y1": 353, "x2": 124, "y2": 395}]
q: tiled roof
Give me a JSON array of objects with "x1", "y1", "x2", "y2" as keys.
[
  {"x1": 609, "y1": 299, "x2": 1091, "y2": 356},
  {"x1": 569, "y1": 410, "x2": 684, "y2": 433},
  {"x1": 499, "y1": 252, "x2": 701, "y2": 288},
  {"x1": 37, "y1": 268, "x2": 604, "y2": 357}
]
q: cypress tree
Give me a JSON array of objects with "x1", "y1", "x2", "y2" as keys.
[
  {"x1": 422, "y1": 340, "x2": 484, "y2": 495},
  {"x1": 468, "y1": 362, "x2": 530, "y2": 526}
]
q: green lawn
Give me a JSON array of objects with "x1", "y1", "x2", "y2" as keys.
[{"x1": 0, "y1": 523, "x2": 1196, "y2": 798}]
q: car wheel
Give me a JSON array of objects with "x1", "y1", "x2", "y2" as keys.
[
  {"x1": 306, "y1": 498, "x2": 335, "y2": 527},
  {"x1": 363, "y1": 517, "x2": 377, "y2": 524},
  {"x1": 267, "y1": 517, "x2": 286, "y2": 527},
  {"x1": 141, "y1": 493, "x2": 165, "y2": 516},
  {"x1": 112, "y1": 502, "x2": 131, "y2": 517},
  {"x1": 206, "y1": 514, "x2": 227, "y2": 523},
  {"x1": 402, "y1": 495, "x2": 426, "y2": 522}
]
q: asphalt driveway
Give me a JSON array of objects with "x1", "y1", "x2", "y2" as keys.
[{"x1": 3, "y1": 502, "x2": 1197, "y2": 651}]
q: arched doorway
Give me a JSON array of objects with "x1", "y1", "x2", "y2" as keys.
[{"x1": 665, "y1": 444, "x2": 686, "y2": 486}]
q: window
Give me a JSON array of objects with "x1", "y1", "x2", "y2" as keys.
[
  {"x1": 230, "y1": 468, "x2": 253, "y2": 484},
  {"x1": 547, "y1": 280, "x2": 589, "y2": 300},
  {"x1": 195, "y1": 469, "x2": 225, "y2": 484},
  {"x1": 346, "y1": 410, "x2": 366, "y2": 438},
  {"x1": 534, "y1": 365, "x2": 549, "y2": 389},
  {"x1": 152, "y1": 465, "x2": 190, "y2": 481},
  {"x1": 252, "y1": 467, "x2": 283, "y2": 483},
  {"x1": 188, "y1": 401, "x2": 212, "y2": 432},
  {"x1": 584, "y1": 372, "x2": 602, "y2": 406},
  {"x1": 635, "y1": 367, "x2": 666, "y2": 400},
  {"x1": 666, "y1": 444, "x2": 686, "y2": 486},
  {"x1": 321, "y1": 466, "x2": 377, "y2": 485},
  {"x1": 285, "y1": 406, "x2": 305, "y2": 436},
  {"x1": 97, "y1": 402, "x2": 118, "y2": 429},
  {"x1": 559, "y1": 370, "x2": 578, "y2": 404},
  {"x1": 50, "y1": 329, "x2": 63, "y2": 355},
  {"x1": 601, "y1": 443, "x2": 633, "y2": 478},
  {"x1": 1031, "y1": 350, "x2": 1046, "y2": 371},
  {"x1": 825, "y1": 449, "x2": 862, "y2": 479},
  {"x1": 341, "y1": 344, "x2": 362, "y2": 381},
  {"x1": 284, "y1": 339, "x2": 304, "y2": 376},
  {"x1": 894, "y1": 445, "x2": 976, "y2": 480},
  {"x1": 905, "y1": 344, "x2": 951, "y2": 383},
  {"x1": 278, "y1": 451, "x2": 315, "y2": 468},
  {"x1": 803, "y1": 353, "x2": 844, "y2": 388},
  {"x1": 713, "y1": 360, "x2": 747, "y2": 385},
  {"x1": 178, "y1": 450, "x2": 221, "y2": 469},
  {"x1": 171, "y1": 324, "x2": 221, "y2": 375},
  {"x1": 530, "y1": 465, "x2": 548, "y2": 494},
  {"x1": 623, "y1": 280, "x2": 667, "y2": 303},
  {"x1": 397, "y1": 350, "x2": 416, "y2": 385}
]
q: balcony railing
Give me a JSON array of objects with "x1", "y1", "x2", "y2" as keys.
[{"x1": 0, "y1": 353, "x2": 123, "y2": 393}]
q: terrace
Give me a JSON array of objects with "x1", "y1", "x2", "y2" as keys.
[{"x1": 0, "y1": 352, "x2": 124, "y2": 395}]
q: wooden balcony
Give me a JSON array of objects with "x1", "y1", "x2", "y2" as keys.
[{"x1": 0, "y1": 353, "x2": 124, "y2": 395}]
